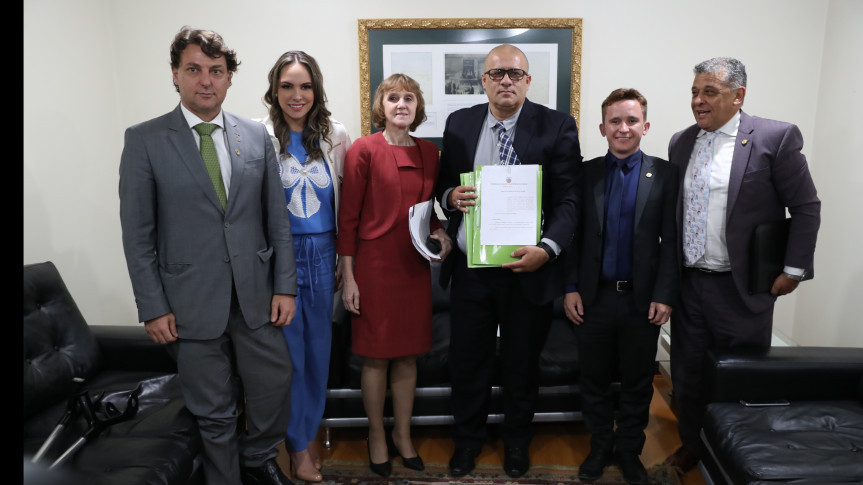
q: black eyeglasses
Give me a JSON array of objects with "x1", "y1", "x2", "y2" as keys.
[{"x1": 483, "y1": 68, "x2": 528, "y2": 81}]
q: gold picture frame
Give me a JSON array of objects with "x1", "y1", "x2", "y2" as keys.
[{"x1": 358, "y1": 18, "x2": 582, "y2": 145}]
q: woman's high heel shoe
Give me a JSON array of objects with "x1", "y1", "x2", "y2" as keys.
[
  {"x1": 388, "y1": 435, "x2": 425, "y2": 471},
  {"x1": 307, "y1": 441, "x2": 322, "y2": 471},
  {"x1": 289, "y1": 451, "x2": 323, "y2": 483},
  {"x1": 367, "y1": 438, "x2": 392, "y2": 477},
  {"x1": 291, "y1": 462, "x2": 323, "y2": 483}
]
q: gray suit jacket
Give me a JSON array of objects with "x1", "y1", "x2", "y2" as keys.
[
  {"x1": 120, "y1": 104, "x2": 296, "y2": 339},
  {"x1": 669, "y1": 110, "x2": 820, "y2": 313},
  {"x1": 565, "y1": 153, "x2": 679, "y2": 311}
]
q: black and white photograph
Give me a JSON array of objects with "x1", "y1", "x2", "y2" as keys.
[{"x1": 444, "y1": 53, "x2": 486, "y2": 95}]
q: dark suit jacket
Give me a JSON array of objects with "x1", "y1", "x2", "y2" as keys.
[
  {"x1": 336, "y1": 131, "x2": 442, "y2": 256},
  {"x1": 669, "y1": 110, "x2": 820, "y2": 313},
  {"x1": 565, "y1": 153, "x2": 679, "y2": 311},
  {"x1": 436, "y1": 99, "x2": 581, "y2": 305},
  {"x1": 119, "y1": 104, "x2": 297, "y2": 339}
]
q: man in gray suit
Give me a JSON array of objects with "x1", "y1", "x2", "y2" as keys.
[
  {"x1": 119, "y1": 26, "x2": 296, "y2": 485},
  {"x1": 665, "y1": 57, "x2": 821, "y2": 475}
]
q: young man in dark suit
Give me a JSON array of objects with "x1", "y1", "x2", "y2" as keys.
[
  {"x1": 563, "y1": 88, "x2": 678, "y2": 484},
  {"x1": 119, "y1": 26, "x2": 297, "y2": 485},
  {"x1": 436, "y1": 43, "x2": 581, "y2": 478},
  {"x1": 666, "y1": 57, "x2": 821, "y2": 475}
]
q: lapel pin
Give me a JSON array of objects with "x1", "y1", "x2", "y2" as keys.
[
  {"x1": 235, "y1": 149, "x2": 241, "y2": 156},
  {"x1": 741, "y1": 139, "x2": 749, "y2": 145},
  {"x1": 646, "y1": 172, "x2": 653, "y2": 178},
  {"x1": 235, "y1": 133, "x2": 241, "y2": 142}
]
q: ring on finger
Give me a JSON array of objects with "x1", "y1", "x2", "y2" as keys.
[{"x1": 456, "y1": 199, "x2": 461, "y2": 207}]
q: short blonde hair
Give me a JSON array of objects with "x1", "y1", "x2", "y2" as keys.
[{"x1": 371, "y1": 73, "x2": 427, "y2": 131}]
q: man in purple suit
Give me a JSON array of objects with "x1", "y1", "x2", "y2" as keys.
[{"x1": 665, "y1": 57, "x2": 821, "y2": 475}]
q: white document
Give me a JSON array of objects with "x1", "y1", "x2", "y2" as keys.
[
  {"x1": 408, "y1": 199, "x2": 440, "y2": 260},
  {"x1": 479, "y1": 164, "x2": 539, "y2": 246}
]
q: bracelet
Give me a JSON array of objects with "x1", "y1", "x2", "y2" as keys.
[
  {"x1": 783, "y1": 271, "x2": 805, "y2": 281},
  {"x1": 537, "y1": 242, "x2": 557, "y2": 262}
]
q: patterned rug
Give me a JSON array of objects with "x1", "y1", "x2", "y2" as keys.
[{"x1": 316, "y1": 460, "x2": 683, "y2": 485}]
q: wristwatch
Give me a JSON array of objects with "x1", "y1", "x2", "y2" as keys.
[
  {"x1": 537, "y1": 242, "x2": 557, "y2": 262},
  {"x1": 783, "y1": 271, "x2": 806, "y2": 281}
]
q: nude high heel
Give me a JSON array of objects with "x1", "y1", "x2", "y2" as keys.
[{"x1": 290, "y1": 450, "x2": 323, "y2": 483}]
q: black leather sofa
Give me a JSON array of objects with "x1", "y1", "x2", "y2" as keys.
[
  {"x1": 23, "y1": 261, "x2": 203, "y2": 485},
  {"x1": 699, "y1": 346, "x2": 863, "y2": 485},
  {"x1": 319, "y1": 261, "x2": 594, "y2": 446}
]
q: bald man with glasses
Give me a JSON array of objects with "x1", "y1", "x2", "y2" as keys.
[{"x1": 436, "y1": 43, "x2": 582, "y2": 478}]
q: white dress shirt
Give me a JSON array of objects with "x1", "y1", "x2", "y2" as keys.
[{"x1": 683, "y1": 111, "x2": 739, "y2": 271}]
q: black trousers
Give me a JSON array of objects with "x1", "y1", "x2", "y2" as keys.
[
  {"x1": 574, "y1": 286, "x2": 660, "y2": 453},
  {"x1": 448, "y1": 251, "x2": 553, "y2": 450}
]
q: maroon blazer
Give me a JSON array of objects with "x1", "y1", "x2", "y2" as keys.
[
  {"x1": 336, "y1": 131, "x2": 441, "y2": 256},
  {"x1": 669, "y1": 110, "x2": 821, "y2": 313}
]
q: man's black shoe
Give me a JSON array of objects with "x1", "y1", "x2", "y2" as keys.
[
  {"x1": 578, "y1": 447, "x2": 613, "y2": 481},
  {"x1": 503, "y1": 446, "x2": 529, "y2": 478},
  {"x1": 240, "y1": 459, "x2": 295, "y2": 485},
  {"x1": 665, "y1": 445, "x2": 700, "y2": 474},
  {"x1": 449, "y1": 447, "x2": 480, "y2": 477},
  {"x1": 615, "y1": 450, "x2": 650, "y2": 485}
]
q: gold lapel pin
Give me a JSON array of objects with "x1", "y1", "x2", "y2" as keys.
[
  {"x1": 646, "y1": 172, "x2": 653, "y2": 178},
  {"x1": 235, "y1": 149, "x2": 241, "y2": 156},
  {"x1": 741, "y1": 139, "x2": 749, "y2": 145}
]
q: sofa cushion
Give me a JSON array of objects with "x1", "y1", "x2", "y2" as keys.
[
  {"x1": 702, "y1": 400, "x2": 863, "y2": 484},
  {"x1": 537, "y1": 298, "x2": 580, "y2": 387},
  {"x1": 24, "y1": 372, "x2": 202, "y2": 485},
  {"x1": 24, "y1": 262, "x2": 103, "y2": 420}
]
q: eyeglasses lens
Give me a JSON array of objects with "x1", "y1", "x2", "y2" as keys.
[{"x1": 487, "y1": 69, "x2": 525, "y2": 81}]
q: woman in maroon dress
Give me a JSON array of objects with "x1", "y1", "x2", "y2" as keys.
[{"x1": 336, "y1": 74, "x2": 452, "y2": 477}]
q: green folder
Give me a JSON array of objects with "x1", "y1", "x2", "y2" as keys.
[{"x1": 460, "y1": 165, "x2": 543, "y2": 268}]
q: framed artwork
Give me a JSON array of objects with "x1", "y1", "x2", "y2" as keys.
[{"x1": 358, "y1": 18, "x2": 582, "y2": 148}]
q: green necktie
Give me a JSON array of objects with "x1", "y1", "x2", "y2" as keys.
[{"x1": 194, "y1": 123, "x2": 227, "y2": 209}]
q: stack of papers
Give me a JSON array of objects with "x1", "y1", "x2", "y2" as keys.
[
  {"x1": 461, "y1": 164, "x2": 542, "y2": 268},
  {"x1": 409, "y1": 199, "x2": 440, "y2": 261}
]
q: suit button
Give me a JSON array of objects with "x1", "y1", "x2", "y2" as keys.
[
  {"x1": 224, "y1": 222, "x2": 230, "y2": 228},
  {"x1": 223, "y1": 256, "x2": 230, "y2": 262}
]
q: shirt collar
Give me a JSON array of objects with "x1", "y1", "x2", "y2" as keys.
[
  {"x1": 180, "y1": 103, "x2": 225, "y2": 130},
  {"x1": 485, "y1": 104, "x2": 524, "y2": 132},
  {"x1": 606, "y1": 149, "x2": 642, "y2": 170},
  {"x1": 698, "y1": 110, "x2": 740, "y2": 138}
]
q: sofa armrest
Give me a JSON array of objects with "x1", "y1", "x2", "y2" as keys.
[
  {"x1": 90, "y1": 325, "x2": 178, "y2": 374},
  {"x1": 703, "y1": 346, "x2": 863, "y2": 403}
]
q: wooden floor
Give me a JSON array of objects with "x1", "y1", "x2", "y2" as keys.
[{"x1": 284, "y1": 375, "x2": 707, "y2": 484}]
